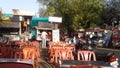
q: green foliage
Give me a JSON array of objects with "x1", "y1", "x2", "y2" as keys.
[
  {"x1": 37, "y1": 0, "x2": 105, "y2": 34},
  {"x1": 101, "y1": 0, "x2": 120, "y2": 26},
  {"x1": 44, "y1": 5, "x2": 56, "y2": 17}
]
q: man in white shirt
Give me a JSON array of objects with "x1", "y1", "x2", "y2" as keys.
[{"x1": 41, "y1": 31, "x2": 48, "y2": 48}]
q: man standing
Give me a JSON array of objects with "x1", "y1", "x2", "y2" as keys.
[{"x1": 41, "y1": 31, "x2": 48, "y2": 48}]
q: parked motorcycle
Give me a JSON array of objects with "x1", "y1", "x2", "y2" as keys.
[
  {"x1": 95, "y1": 52, "x2": 119, "y2": 67},
  {"x1": 95, "y1": 38, "x2": 105, "y2": 47},
  {"x1": 112, "y1": 40, "x2": 120, "y2": 49},
  {"x1": 107, "y1": 53, "x2": 119, "y2": 67}
]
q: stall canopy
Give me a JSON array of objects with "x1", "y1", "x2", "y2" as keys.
[
  {"x1": 30, "y1": 17, "x2": 48, "y2": 27},
  {"x1": 0, "y1": 21, "x2": 19, "y2": 33},
  {"x1": 0, "y1": 22, "x2": 19, "y2": 28},
  {"x1": 0, "y1": 13, "x2": 19, "y2": 28}
]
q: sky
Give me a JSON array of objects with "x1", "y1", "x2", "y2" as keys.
[{"x1": 0, "y1": 0, "x2": 39, "y2": 15}]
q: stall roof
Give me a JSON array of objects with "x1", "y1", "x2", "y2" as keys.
[
  {"x1": 2, "y1": 14, "x2": 13, "y2": 17},
  {"x1": 0, "y1": 22, "x2": 19, "y2": 28},
  {"x1": 30, "y1": 17, "x2": 49, "y2": 27},
  {"x1": 32, "y1": 17, "x2": 48, "y2": 22}
]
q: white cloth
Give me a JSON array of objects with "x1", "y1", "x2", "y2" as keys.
[
  {"x1": 41, "y1": 31, "x2": 48, "y2": 48},
  {"x1": 41, "y1": 31, "x2": 48, "y2": 39}
]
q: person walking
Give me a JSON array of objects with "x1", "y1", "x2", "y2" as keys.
[{"x1": 41, "y1": 31, "x2": 48, "y2": 48}]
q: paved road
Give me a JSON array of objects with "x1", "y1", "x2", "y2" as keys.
[
  {"x1": 38, "y1": 48, "x2": 53, "y2": 68},
  {"x1": 94, "y1": 47, "x2": 120, "y2": 63}
]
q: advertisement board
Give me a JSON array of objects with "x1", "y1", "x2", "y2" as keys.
[
  {"x1": 52, "y1": 29, "x2": 60, "y2": 42},
  {"x1": 49, "y1": 16, "x2": 62, "y2": 23}
]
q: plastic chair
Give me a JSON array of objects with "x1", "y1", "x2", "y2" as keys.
[
  {"x1": 22, "y1": 47, "x2": 30, "y2": 59},
  {"x1": 65, "y1": 45, "x2": 76, "y2": 52},
  {"x1": 0, "y1": 45, "x2": 14, "y2": 58},
  {"x1": 49, "y1": 45, "x2": 62, "y2": 57},
  {"x1": 31, "y1": 41, "x2": 41, "y2": 57},
  {"x1": 59, "y1": 49, "x2": 74, "y2": 60},
  {"x1": 0, "y1": 46, "x2": 8, "y2": 58},
  {"x1": 22, "y1": 47, "x2": 38, "y2": 68},
  {"x1": 77, "y1": 50, "x2": 96, "y2": 61},
  {"x1": 6, "y1": 47, "x2": 14, "y2": 58},
  {"x1": 59, "y1": 49, "x2": 69, "y2": 60},
  {"x1": 14, "y1": 49, "x2": 23, "y2": 59},
  {"x1": 50, "y1": 48, "x2": 61, "y2": 63},
  {"x1": 28, "y1": 48, "x2": 38, "y2": 68}
]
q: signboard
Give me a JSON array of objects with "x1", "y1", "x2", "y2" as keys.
[
  {"x1": 52, "y1": 29, "x2": 60, "y2": 42},
  {"x1": 36, "y1": 30, "x2": 42, "y2": 40},
  {"x1": 12, "y1": 9, "x2": 35, "y2": 16},
  {"x1": 49, "y1": 16, "x2": 62, "y2": 23}
]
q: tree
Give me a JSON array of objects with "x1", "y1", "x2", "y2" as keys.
[
  {"x1": 37, "y1": 0, "x2": 105, "y2": 35},
  {"x1": 71, "y1": 0, "x2": 105, "y2": 29},
  {"x1": 37, "y1": 0, "x2": 56, "y2": 17},
  {"x1": 102, "y1": 0, "x2": 120, "y2": 27}
]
